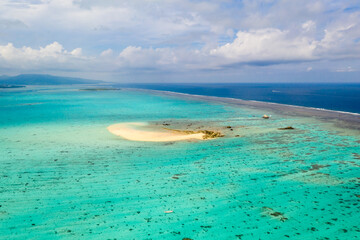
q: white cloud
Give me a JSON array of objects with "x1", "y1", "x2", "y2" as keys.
[
  {"x1": 335, "y1": 66, "x2": 356, "y2": 72},
  {"x1": 0, "y1": 42, "x2": 86, "y2": 70},
  {"x1": 100, "y1": 48, "x2": 113, "y2": 57},
  {"x1": 117, "y1": 46, "x2": 177, "y2": 68},
  {"x1": 316, "y1": 23, "x2": 360, "y2": 58},
  {"x1": 209, "y1": 28, "x2": 317, "y2": 64},
  {"x1": 302, "y1": 20, "x2": 316, "y2": 32},
  {"x1": 70, "y1": 48, "x2": 82, "y2": 57},
  {"x1": 113, "y1": 22, "x2": 360, "y2": 70}
]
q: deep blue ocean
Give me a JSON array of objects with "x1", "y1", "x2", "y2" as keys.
[{"x1": 118, "y1": 83, "x2": 360, "y2": 114}]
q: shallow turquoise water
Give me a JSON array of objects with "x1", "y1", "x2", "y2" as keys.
[{"x1": 0, "y1": 87, "x2": 359, "y2": 239}]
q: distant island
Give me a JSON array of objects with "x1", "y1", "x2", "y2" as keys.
[{"x1": 0, "y1": 74, "x2": 103, "y2": 86}]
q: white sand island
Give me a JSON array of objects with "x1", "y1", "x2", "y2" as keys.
[{"x1": 107, "y1": 122, "x2": 207, "y2": 142}]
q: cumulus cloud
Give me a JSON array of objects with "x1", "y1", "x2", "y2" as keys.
[
  {"x1": 209, "y1": 28, "x2": 317, "y2": 65},
  {"x1": 316, "y1": 23, "x2": 360, "y2": 58},
  {"x1": 100, "y1": 48, "x2": 113, "y2": 57},
  {"x1": 0, "y1": 42, "x2": 87, "y2": 71},
  {"x1": 114, "y1": 24, "x2": 360, "y2": 70}
]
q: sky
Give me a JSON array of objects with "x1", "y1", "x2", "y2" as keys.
[{"x1": 0, "y1": 0, "x2": 360, "y2": 83}]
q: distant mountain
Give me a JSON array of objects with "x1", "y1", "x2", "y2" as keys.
[{"x1": 0, "y1": 74, "x2": 103, "y2": 85}]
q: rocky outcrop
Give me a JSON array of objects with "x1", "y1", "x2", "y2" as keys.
[{"x1": 164, "y1": 128, "x2": 224, "y2": 140}]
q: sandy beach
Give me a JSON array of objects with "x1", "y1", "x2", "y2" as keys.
[{"x1": 107, "y1": 122, "x2": 205, "y2": 142}]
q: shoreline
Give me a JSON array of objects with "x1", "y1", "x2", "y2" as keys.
[{"x1": 121, "y1": 87, "x2": 360, "y2": 130}]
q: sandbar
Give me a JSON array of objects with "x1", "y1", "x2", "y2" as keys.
[{"x1": 107, "y1": 122, "x2": 205, "y2": 142}]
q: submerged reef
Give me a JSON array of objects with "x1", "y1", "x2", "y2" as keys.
[{"x1": 262, "y1": 207, "x2": 288, "y2": 222}]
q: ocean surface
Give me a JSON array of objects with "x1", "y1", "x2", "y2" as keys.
[
  {"x1": 118, "y1": 83, "x2": 360, "y2": 114},
  {"x1": 0, "y1": 86, "x2": 360, "y2": 239}
]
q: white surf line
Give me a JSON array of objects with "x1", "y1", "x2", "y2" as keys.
[{"x1": 121, "y1": 87, "x2": 360, "y2": 117}]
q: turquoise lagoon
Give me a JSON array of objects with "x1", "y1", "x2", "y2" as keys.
[{"x1": 0, "y1": 86, "x2": 359, "y2": 240}]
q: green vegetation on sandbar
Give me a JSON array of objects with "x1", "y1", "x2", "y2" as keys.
[
  {"x1": 164, "y1": 127, "x2": 224, "y2": 139},
  {"x1": 278, "y1": 126, "x2": 295, "y2": 130}
]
